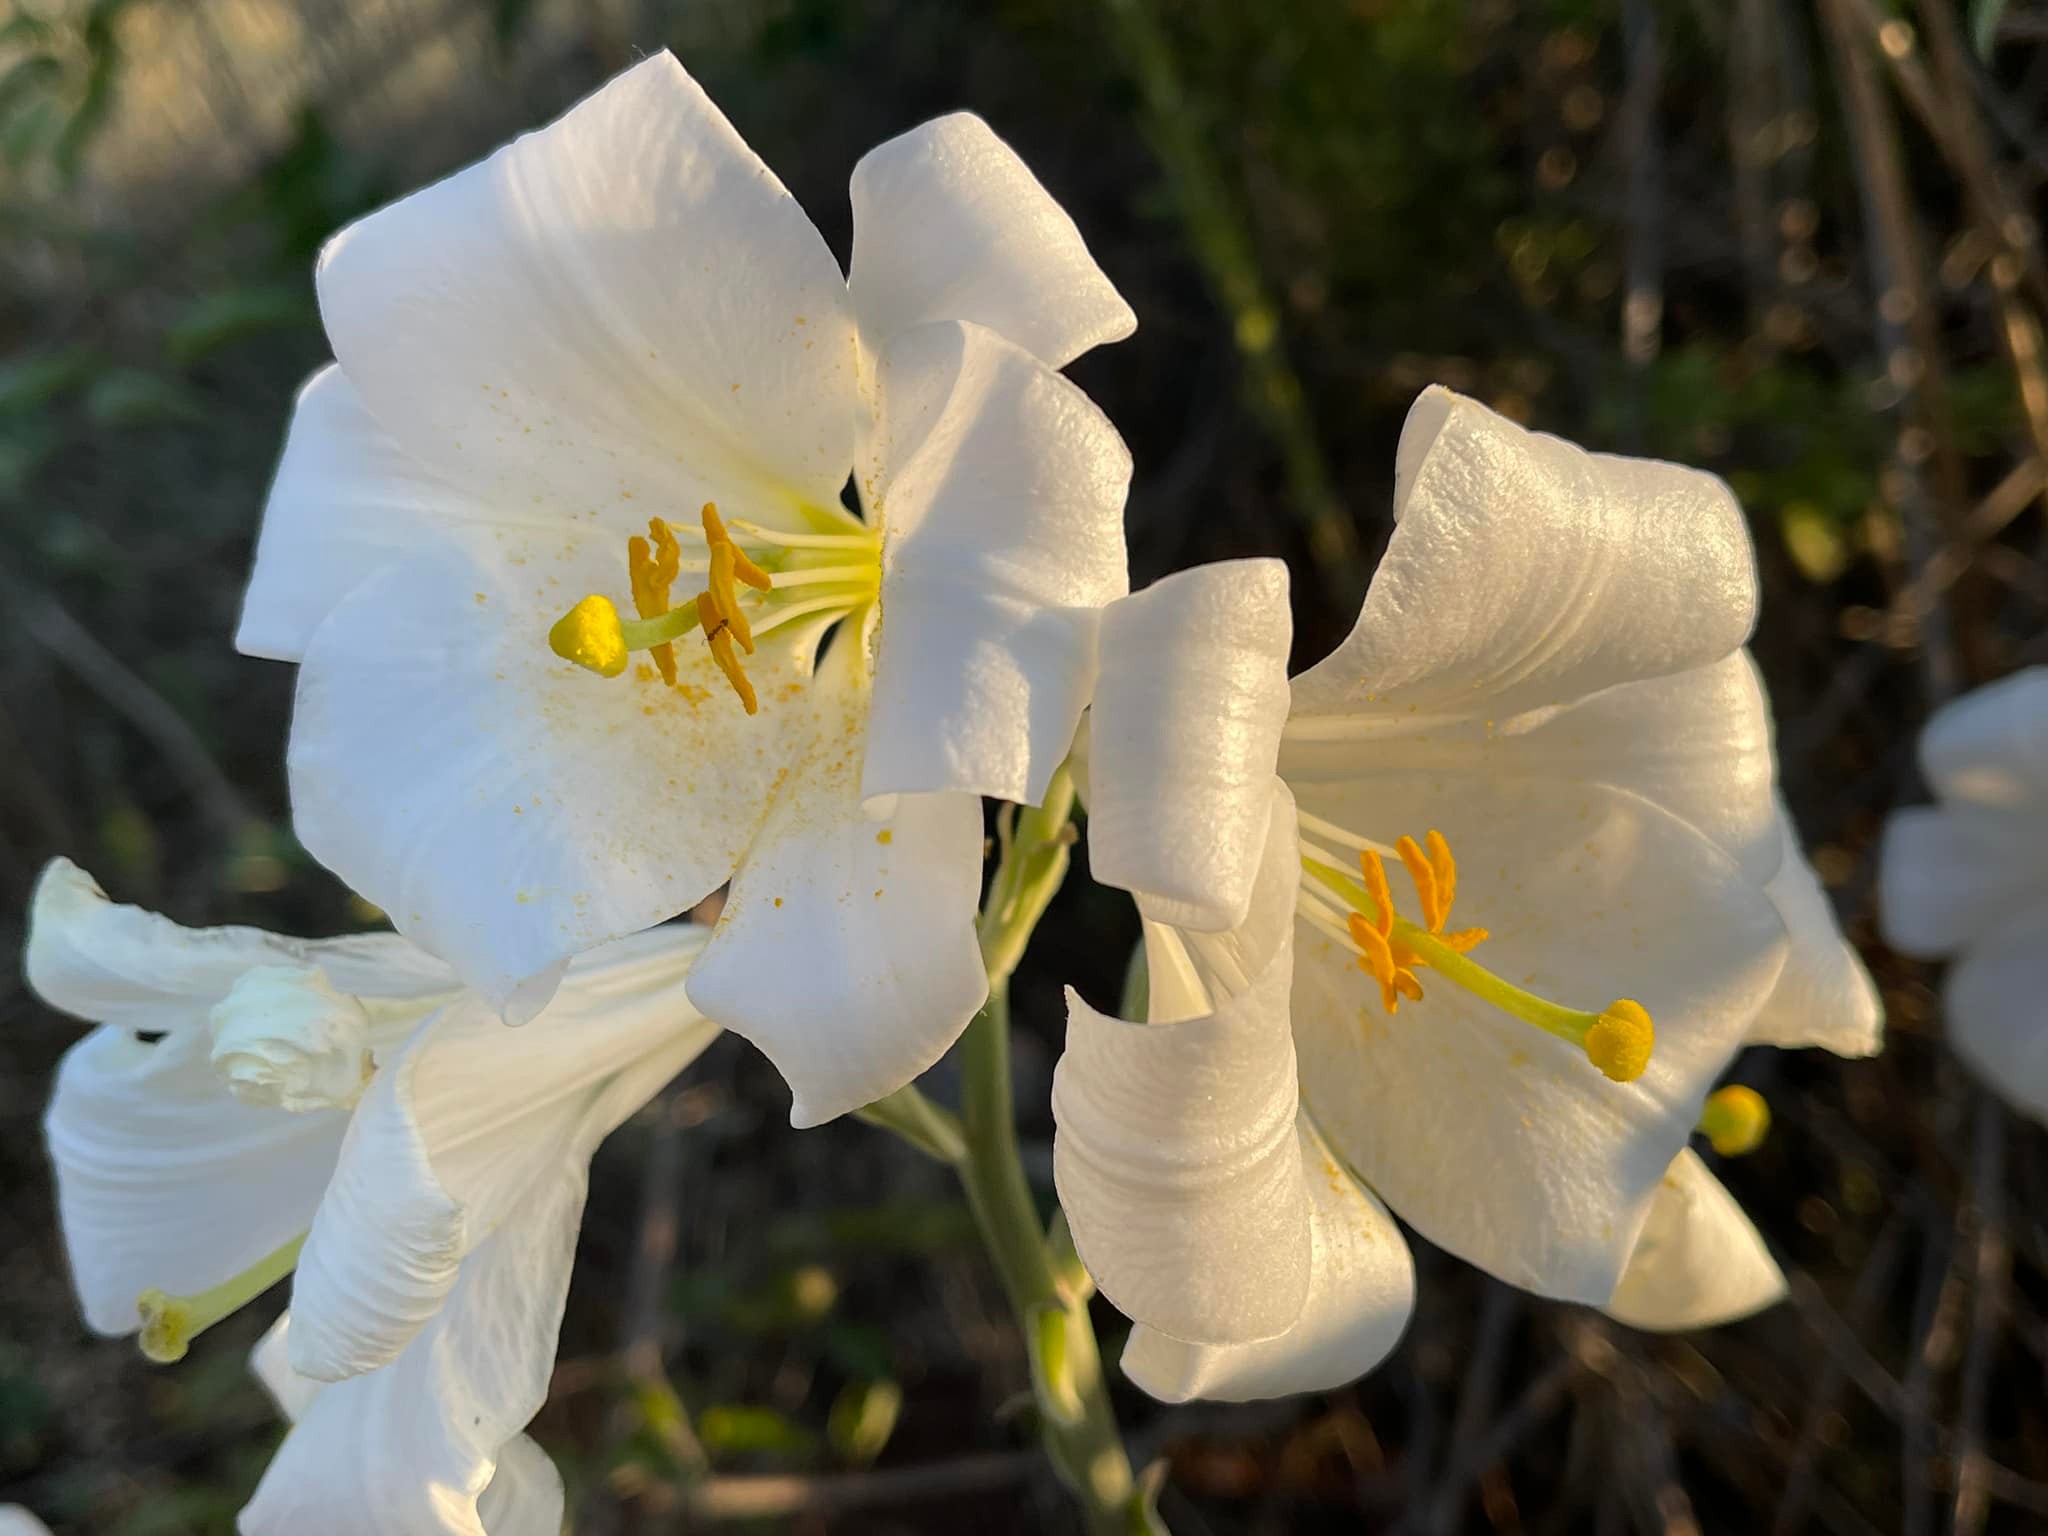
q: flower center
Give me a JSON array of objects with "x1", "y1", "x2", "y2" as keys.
[
  {"x1": 1292, "y1": 810, "x2": 1656, "y2": 1083},
  {"x1": 136, "y1": 1232, "x2": 305, "y2": 1363},
  {"x1": 548, "y1": 502, "x2": 882, "y2": 714}
]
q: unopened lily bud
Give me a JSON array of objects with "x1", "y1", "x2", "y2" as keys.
[{"x1": 208, "y1": 965, "x2": 373, "y2": 1112}]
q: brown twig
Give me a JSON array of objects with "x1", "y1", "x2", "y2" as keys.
[
  {"x1": 1820, "y1": 0, "x2": 1982, "y2": 694},
  {"x1": 1950, "y1": 1096, "x2": 2009, "y2": 1536},
  {"x1": 672, "y1": 1451, "x2": 1038, "y2": 1520},
  {"x1": 1773, "y1": 1202, "x2": 1916, "y2": 1535},
  {"x1": 7, "y1": 576, "x2": 260, "y2": 845}
]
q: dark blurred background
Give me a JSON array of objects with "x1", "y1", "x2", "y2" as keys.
[{"x1": 4, "y1": 0, "x2": 2048, "y2": 1530}]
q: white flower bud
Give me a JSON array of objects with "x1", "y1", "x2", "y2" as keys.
[{"x1": 208, "y1": 964, "x2": 373, "y2": 1112}]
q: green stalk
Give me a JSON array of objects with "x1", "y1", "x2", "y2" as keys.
[{"x1": 934, "y1": 765, "x2": 1161, "y2": 1533}]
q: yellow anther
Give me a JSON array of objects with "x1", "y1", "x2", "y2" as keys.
[
  {"x1": 548, "y1": 594, "x2": 628, "y2": 677},
  {"x1": 1583, "y1": 1000, "x2": 1655, "y2": 1083},
  {"x1": 629, "y1": 517, "x2": 683, "y2": 684},
  {"x1": 1426, "y1": 829, "x2": 1457, "y2": 915},
  {"x1": 1396, "y1": 835, "x2": 1442, "y2": 931},
  {"x1": 701, "y1": 622, "x2": 759, "y2": 715},
  {"x1": 702, "y1": 502, "x2": 772, "y2": 591},
  {"x1": 1698, "y1": 1084, "x2": 1770, "y2": 1156},
  {"x1": 707, "y1": 540, "x2": 754, "y2": 654}
]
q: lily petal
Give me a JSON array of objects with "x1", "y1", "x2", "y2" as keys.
[
  {"x1": 1053, "y1": 787, "x2": 1311, "y2": 1346},
  {"x1": 1747, "y1": 807, "x2": 1882, "y2": 1057},
  {"x1": 1289, "y1": 387, "x2": 1756, "y2": 722},
  {"x1": 1918, "y1": 666, "x2": 2048, "y2": 812},
  {"x1": 848, "y1": 113, "x2": 1135, "y2": 368},
  {"x1": 1290, "y1": 776, "x2": 1787, "y2": 1303},
  {"x1": 1283, "y1": 651, "x2": 1780, "y2": 889},
  {"x1": 1879, "y1": 804, "x2": 2048, "y2": 960},
  {"x1": 1053, "y1": 921, "x2": 1311, "y2": 1347},
  {"x1": 1945, "y1": 902, "x2": 2048, "y2": 1124},
  {"x1": 245, "y1": 1166, "x2": 582, "y2": 1536},
  {"x1": 289, "y1": 928, "x2": 713, "y2": 1380},
  {"x1": 25, "y1": 858, "x2": 453, "y2": 1030},
  {"x1": 1120, "y1": 1117, "x2": 1414, "y2": 1402},
  {"x1": 316, "y1": 52, "x2": 856, "y2": 533},
  {"x1": 862, "y1": 319, "x2": 1131, "y2": 808},
  {"x1": 686, "y1": 640, "x2": 988, "y2": 1128},
  {"x1": 239, "y1": 367, "x2": 548, "y2": 663},
  {"x1": 286, "y1": 525, "x2": 810, "y2": 1018},
  {"x1": 1603, "y1": 1149, "x2": 1787, "y2": 1331},
  {"x1": 44, "y1": 1026, "x2": 342, "y2": 1335},
  {"x1": 1087, "y1": 560, "x2": 1293, "y2": 932}
]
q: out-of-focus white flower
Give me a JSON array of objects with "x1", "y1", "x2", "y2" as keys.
[
  {"x1": 1881, "y1": 668, "x2": 2048, "y2": 1120},
  {"x1": 1064, "y1": 391, "x2": 1879, "y2": 1384},
  {"x1": 0, "y1": 1506, "x2": 53, "y2": 1536},
  {"x1": 25, "y1": 858, "x2": 717, "y2": 1536},
  {"x1": 239, "y1": 51, "x2": 1137, "y2": 1126}
]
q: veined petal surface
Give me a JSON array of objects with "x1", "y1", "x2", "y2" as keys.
[
  {"x1": 316, "y1": 52, "x2": 857, "y2": 535},
  {"x1": 1282, "y1": 651, "x2": 1780, "y2": 889},
  {"x1": 1289, "y1": 387, "x2": 1756, "y2": 723},
  {"x1": 45, "y1": 1027, "x2": 342, "y2": 1335},
  {"x1": 861, "y1": 319, "x2": 1131, "y2": 807},
  {"x1": 244, "y1": 1166, "x2": 584, "y2": 1536},
  {"x1": 848, "y1": 112, "x2": 1135, "y2": 368},
  {"x1": 239, "y1": 367, "x2": 555, "y2": 663},
  {"x1": 1289, "y1": 776, "x2": 1787, "y2": 1303},
  {"x1": 1603, "y1": 1149, "x2": 1786, "y2": 1331},
  {"x1": 686, "y1": 640, "x2": 988, "y2": 1128},
  {"x1": 1088, "y1": 560, "x2": 1293, "y2": 933},
  {"x1": 1120, "y1": 1117, "x2": 1414, "y2": 1402},
  {"x1": 288, "y1": 927, "x2": 713, "y2": 1380},
  {"x1": 25, "y1": 858, "x2": 453, "y2": 1030},
  {"x1": 287, "y1": 525, "x2": 810, "y2": 1018},
  {"x1": 1053, "y1": 924, "x2": 1311, "y2": 1348}
]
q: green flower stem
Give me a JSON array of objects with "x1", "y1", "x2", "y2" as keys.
[{"x1": 949, "y1": 765, "x2": 1160, "y2": 1534}]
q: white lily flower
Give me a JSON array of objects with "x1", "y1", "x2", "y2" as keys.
[
  {"x1": 238, "y1": 51, "x2": 1136, "y2": 1125},
  {"x1": 25, "y1": 859, "x2": 717, "y2": 1535},
  {"x1": 1072, "y1": 388, "x2": 1881, "y2": 1323},
  {"x1": 1880, "y1": 668, "x2": 2048, "y2": 1120}
]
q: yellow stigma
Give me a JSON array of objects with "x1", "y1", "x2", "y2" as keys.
[
  {"x1": 548, "y1": 594, "x2": 627, "y2": 678},
  {"x1": 1697, "y1": 1084, "x2": 1770, "y2": 1156},
  {"x1": 135, "y1": 1232, "x2": 305, "y2": 1364},
  {"x1": 1583, "y1": 999, "x2": 1655, "y2": 1083},
  {"x1": 544, "y1": 503, "x2": 880, "y2": 714},
  {"x1": 1297, "y1": 829, "x2": 1656, "y2": 1084}
]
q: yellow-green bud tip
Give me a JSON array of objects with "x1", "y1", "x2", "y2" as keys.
[
  {"x1": 548, "y1": 594, "x2": 627, "y2": 677},
  {"x1": 136, "y1": 1289, "x2": 194, "y2": 1364},
  {"x1": 1699, "y1": 1084, "x2": 1770, "y2": 1157},
  {"x1": 1584, "y1": 999, "x2": 1654, "y2": 1083}
]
